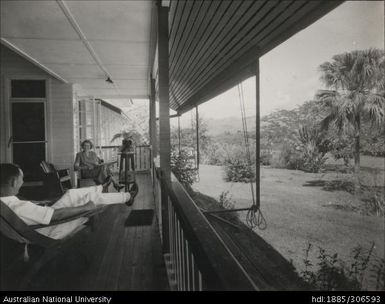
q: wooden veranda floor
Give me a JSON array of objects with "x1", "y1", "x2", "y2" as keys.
[{"x1": 1, "y1": 172, "x2": 170, "y2": 291}]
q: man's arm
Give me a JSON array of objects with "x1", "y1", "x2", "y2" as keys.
[{"x1": 51, "y1": 201, "x2": 96, "y2": 222}]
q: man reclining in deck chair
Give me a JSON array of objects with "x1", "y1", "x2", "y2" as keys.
[{"x1": 0, "y1": 163, "x2": 138, "y2": 240}]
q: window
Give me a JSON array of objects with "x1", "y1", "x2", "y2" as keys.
[{"x1": 11, "y1": 80, "x2": 46, "y2": 98}]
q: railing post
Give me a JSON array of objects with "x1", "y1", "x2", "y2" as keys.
[{"x1": 159, "y1": 169, "x2": 170, "y2": 254}]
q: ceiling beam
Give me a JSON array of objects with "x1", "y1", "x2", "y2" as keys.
[
  {"x1": 155, "y1": 113, "x2": 180, "y2": 120},
  {"x1": 56, "y1": 0, "x2": 115, "y2": 84},
  {"x1": 82, "y1": 94, "x2": 148, "y2": 99}
]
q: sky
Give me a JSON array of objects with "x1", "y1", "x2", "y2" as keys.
[{"x1": 173, "y1": 1, "x2": 384, "y2": 128}]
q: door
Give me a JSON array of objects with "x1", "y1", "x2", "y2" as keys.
[{"x1": 9, "y1": 79, "x2": 47, "y2": 182}]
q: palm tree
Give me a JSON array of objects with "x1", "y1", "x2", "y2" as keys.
[
  {"x1": 316, "y1": 49, "x2": 384, "y2": 191},
  {"x1": 316, "y1": 49, "x2": 384, "y2": 192}
]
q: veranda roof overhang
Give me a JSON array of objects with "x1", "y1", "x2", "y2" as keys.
[
  {"x1": 168, "y1": 0, "x2": 343, "y2": 114},
  {"x1": 1, "y1": 0, "x2": 343, "y2": 112}
]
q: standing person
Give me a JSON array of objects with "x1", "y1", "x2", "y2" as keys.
[
  {"x1": 0, "y1": 163, "x2": 138, "y2": 240},
  {"x1": 74, "y1": 139, "x2": 123, "y2": 191}
]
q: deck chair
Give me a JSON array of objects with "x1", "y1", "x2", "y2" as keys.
[
  {"x1": 0, "y1": 199, "x2": 105, "y2": 290},
  {"x1": 40, "y1": 161, "x2": 72, "y2": 196}
]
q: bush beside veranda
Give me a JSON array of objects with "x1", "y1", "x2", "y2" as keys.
[{"x1": 170, "y1": 148, "x2": 197, "y2": 193}]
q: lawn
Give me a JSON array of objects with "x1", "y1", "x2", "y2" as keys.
[{"x1": 193, "y1": 159, "x2": 384, "y2": 290}]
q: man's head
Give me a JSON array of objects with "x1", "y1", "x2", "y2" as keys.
[{"x1": 0, "y1": 163, "x2": 24, "y2": 196}]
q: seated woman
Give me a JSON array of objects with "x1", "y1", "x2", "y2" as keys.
[{"x1": 74, "y1": 140, "x2": 123, "y2": 191}]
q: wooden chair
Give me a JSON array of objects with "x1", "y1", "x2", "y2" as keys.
[
  {"x1": 0, "y1": 199, "x2": 105, "y2": 290},
  {"x1": 76, "y1": 160, "x2": 118, "y2": 189},
  {"x1": 40, "y1": 161, "x2": 72, "y2": 196},
  {"x1": 76, "y1": 158, "x2": 102, "y2": 188},
  {"x1": 77, "y1": 173, "x2": 96, "y2": 188}
]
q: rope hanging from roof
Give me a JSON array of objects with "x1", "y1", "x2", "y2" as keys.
[
  {"x1": 237, "y1": 83, "x2": 266, "y2": 230},
  {"x1": 202, "y1": 82, "x2": 266, "y2": 230}
]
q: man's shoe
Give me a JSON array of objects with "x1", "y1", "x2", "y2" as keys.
[
  {"x1": 114, "y1": 184, "x2": 125, "y2": 192},
  {"x1": 130, "y1": 182, "x2": 139, "y2": 194},
  {"x1": 126, "y1": 183, "x2": 139, "y2": 206}
]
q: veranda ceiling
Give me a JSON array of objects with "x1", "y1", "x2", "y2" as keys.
[
  {"x1": 1, "y1": 0, "x2": 342, "y2": 112},
  {"x1": 1, "y1": 0, "x2": 156, "y2": 99}
]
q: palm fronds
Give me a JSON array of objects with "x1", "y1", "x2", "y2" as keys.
[{"x1": 316, "y1": 49, "x2": 384, "y2": 182}]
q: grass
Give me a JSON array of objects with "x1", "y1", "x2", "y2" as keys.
[
  {"x1": 193, "y1": 156, "x2": 384, "y2": 290},
  {"x1": 308, "y1": 157, "x2": 385, "y2": 216}
]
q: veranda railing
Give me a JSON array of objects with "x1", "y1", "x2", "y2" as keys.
[
  {"x1": 153, "y1": 167, "x2": 257, "y2": 291},
  {"x1": 96, "y1": 145, "x2": 151, "y2": 172}
]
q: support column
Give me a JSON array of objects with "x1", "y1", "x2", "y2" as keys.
[
  {"x1": 255, "y1": 60, "x2": 260, "y2": 208},
  {"x1": 157, "y1": 1, "x2": 170, "y2": 253},
  {"x1": 178, "y1": 115, "x2": 181, "y2": 153},
  {"x1": 158, "y1": 2, "x2": 170, "y2": 183},
  {"x1": 195, "y1": 106, "x2": 200, "y2": 170},
  {"x1": 150, "y1": 76, "x2": 157, "y2": 159}
]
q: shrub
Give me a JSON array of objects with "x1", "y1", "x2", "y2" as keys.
[
  {"x1": 299, "y1": 142, "x2": 328, "y2": 172},
  {"x1": 224, "y1": 158, "x2": 255, "y2": 183},
  {"x1": 271, "y1": 144, "x2": 303, "y2": 170},
  {"x1": 204, "y1": 142, "x2": 228, "y2": 165},
  {"x1": 362, "y1": 194, "x2": 385, "y2": 217},
  {"x1": 170, "y1": 149, "x2": 197, "y2": 192},
  {"x1": 260, "y1": 150, "x2": 272, "y2": 166},
  {"x1": 218, "y1": 191, "x2": 235, "y2": 210},
  {"x1": 270, "y1": 125, "x2": 329, "y2": 173},
  {"x1": 300, "y1": 243, "x2": 384, "y2": 290},
  {"x1": 204, "y1": 140, "x2": 257, "y2": 167},
  {"x1": 297, "y1": 125, "x2": 329, "y2": 173}
]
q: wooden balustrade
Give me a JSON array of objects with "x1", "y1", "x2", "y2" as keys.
[
  {"x1": 96, "y1": 145, "x2": 152, "y2": 172},
  {"x1": 154, "y1": 167, "x2": 257, "y2": 291},
  {"x1": 135, "y1": 145, "x2": 152, "y2": 171}
]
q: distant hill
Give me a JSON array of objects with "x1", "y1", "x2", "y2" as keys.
[{"x1": 205, "y1": 116, "x2": 256, "y2": 136}]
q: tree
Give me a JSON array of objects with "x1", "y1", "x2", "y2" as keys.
[
  {"x1": 110, "y1": 103, "x2": 150, "y2": 145},
  {"x1": 260, "y1": 109, "x2": 300, "y2": 150},
  {"x1": 316, "y1": 49, "x2": 385, "y2": 192},
  {"x1": 171, "y1": 114, "x2": 212, "y2": 163},
  {"x1": 260, "y1": 100, "x2": 327, "y2": 152}
]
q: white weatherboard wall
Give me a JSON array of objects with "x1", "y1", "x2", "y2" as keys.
[
  {"x1": 0, "y1": 45, "x2": 75, "y2": 180},
  {"x1": 50, "y1": 80, "x2": 75, "y2": 171}
]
